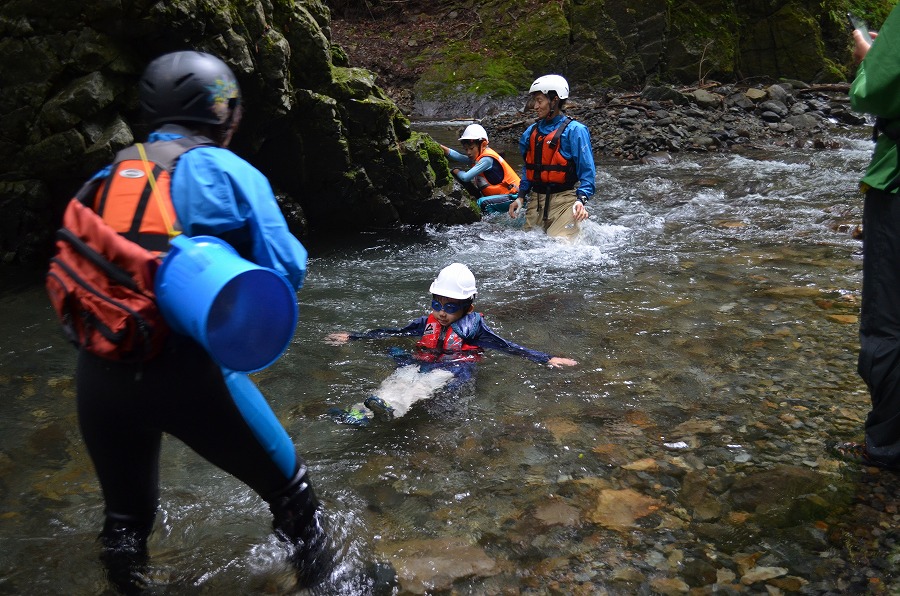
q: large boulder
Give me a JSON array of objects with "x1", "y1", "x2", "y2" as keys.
[
  {"x1": 0, "y1": 0, "x2": 474, "y2": 266},
  {"x1": 738, "y1": 2, "x2": 844, "y2": 82}
]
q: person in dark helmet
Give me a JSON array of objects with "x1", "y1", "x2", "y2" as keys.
[{"x1": 75, "y1": 50, "x2": 331, "y2": 591}]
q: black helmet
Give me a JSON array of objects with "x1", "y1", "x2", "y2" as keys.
[{"x1": 139, "y1": 51, "x2": 241, "y2": 126}]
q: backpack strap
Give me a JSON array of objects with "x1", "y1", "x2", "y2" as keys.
[
  {"x1": 547, "y1": 117, "x2": 572, "y2": 150},
  {"x1": 88, "y1": 136, "x2": 215, "y2": 249}
]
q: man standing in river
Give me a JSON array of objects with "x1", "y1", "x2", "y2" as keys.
[
  {"x1": 834, "y1": 7, "x2": 900, "y2": 471},
  {"x1": 508, "y1": 74, "x2": 595, "y2": 238}
]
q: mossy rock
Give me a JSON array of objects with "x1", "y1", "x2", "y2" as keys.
[
  {"x1": 667, "y1": 0, "x2": 740, "y2": 84},
  {"x1": 739, "y1": 3, "x2": 834, "y2": 82}
]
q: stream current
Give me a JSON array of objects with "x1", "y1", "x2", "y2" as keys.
[{"x1": 1, "y1": 123, "x2": 898, "y2": 593}]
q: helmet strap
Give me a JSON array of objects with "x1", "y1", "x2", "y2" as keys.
[
  {"x1": 545, "y1": 95, "x2": 562, "y2": 122},
  {"x1": 218, "y1": 101, "x2": 243, "y2": 147}
]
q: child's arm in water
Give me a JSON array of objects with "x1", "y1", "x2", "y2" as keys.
[
  {"x1": 547, "y1": 356, "x2": 577, "y2": 368},
  {"x1": 462, "y1": 314, "x2": 577, "y2": 367},
  {"x1": 325, "y1": 317, "x2": 429, "y2": 345}
]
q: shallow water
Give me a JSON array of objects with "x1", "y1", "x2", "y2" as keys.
[{"x1": 2, "y1": 124, "x2": 898, "y2": 594}]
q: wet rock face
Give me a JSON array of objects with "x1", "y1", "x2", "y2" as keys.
[{"x1": 0, "y1": 0, "x2": 470, "y2": 266}]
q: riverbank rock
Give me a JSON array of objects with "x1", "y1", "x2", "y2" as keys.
[
  {"x1": 0, "y1": 0, "x2": 472, "y2": 266},
  {"x1": 482, "y1": 81, "x2": 862, "y2": 162}
]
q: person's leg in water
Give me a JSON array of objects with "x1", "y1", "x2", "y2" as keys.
[
  {"x1": 77, "y1": 340, "x2": 333, "y2": 591},
  {"x1": 331, "y1": 350, "x2": 469, "y2": 424},
  {"x1": 170, "y1": 356, "x2": 333, "y2": 586},
  {"x1": 331, "y1": 348, "x2": 411, "y2": 424},
  {"x1": 77, "y1": 350, "x2": 162, "y2": 594},
  {"x1": 263, "y1": 464, "x2": 330, "y2": 583},
  {"x1": 419, "y1": 360, "x2": 478, "y2": 419},
  {"x1": 369, "y1": 356, "x2": 476, "y2": 420}
]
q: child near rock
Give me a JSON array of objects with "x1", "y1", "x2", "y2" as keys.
[{"x1": 440, "y1": 124, "x2": 520, "y2": 213}]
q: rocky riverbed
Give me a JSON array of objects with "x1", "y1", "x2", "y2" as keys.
[{"x1": 479, "y1": 81, "x2": 866, "y2": 164}]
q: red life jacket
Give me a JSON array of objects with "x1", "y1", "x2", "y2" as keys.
[
  {"x1": 524, "y1": 117, "x2": 576, "y2": 193},
  {"x1": 45, "y1": 137, "x2": 211, "y2": 361},
  {"x1": 415, "y1": 313, "x2": 482, "y2": 363},
  {"x1": 476, "y1": 147, "x2": 520, "y2": 196}
]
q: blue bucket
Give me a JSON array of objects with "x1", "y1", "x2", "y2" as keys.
[{"x1": 155, "y1": 235, "x2": 298, "y2": 373}]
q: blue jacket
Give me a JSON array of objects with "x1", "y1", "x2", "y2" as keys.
[
  {"x1": 91, "y1": 125, "x2": 307, "y2": 290},
  {"x1": 518, "y1": 115, "x2": 596, "y2": 200}
]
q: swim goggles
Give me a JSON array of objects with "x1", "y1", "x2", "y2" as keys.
[{"x1": 431, "y1": 299, "x2": 466, "y2": 314}]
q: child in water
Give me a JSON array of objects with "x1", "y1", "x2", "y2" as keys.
[
  {"x1": 326, "y1": 263, "x2": 577, "y2": 424},
  {"x1": 440, "y1": 124, "x2": 520, "y2": 211}
]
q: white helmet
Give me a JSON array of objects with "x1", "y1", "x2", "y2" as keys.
[
  {"x1": 429, "y1": 263, "x2": 477, "y2": 300},
  {"x1": 529, "y1": 74, "x2": 569, "y2": 100},
  {"x1": 459, "y1": 123, "x2": 488, "y2": 142}
]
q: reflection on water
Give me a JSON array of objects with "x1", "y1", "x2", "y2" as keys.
[{"x1": 2, "y1": 126, "x2": 899, "y2": 593}]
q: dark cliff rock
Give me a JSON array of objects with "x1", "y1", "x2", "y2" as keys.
[
  {"x1": 334, "y1": 0, "x2": 868, "y2": 118},
  {"x1": 0, "y1": 0, "x2": 475, "y2": 266},
  {"x1": 1, "y1": 0, "x2": 887, "y2": 266}
]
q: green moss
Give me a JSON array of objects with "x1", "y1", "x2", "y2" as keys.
[
  {"x1": 331, "y1": 44, "x2": 350, "y2": 67},
  {"x1": 329, "y1": 65, "x2": 377, "y2": 100},
  {"x1": 667, "y1": 0, "x2": 740, "y2": 81},
  {"x1": 819, "y1": 57, "x2": 848, "y2": 83},
  {"x1": 416, "y1": 131, "x2": 452, "y2": 187},
  {"x1": 413, "y1": 45, "x2": 530, "y2": 100},
  {"x1": 411, "y1": 0, "x2": 575, "y2": 100}
]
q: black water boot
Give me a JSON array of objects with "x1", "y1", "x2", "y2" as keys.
[
  {"x1": 267, "y1": 465, "x2": 333, "y2": 588},
  {"x1": 99, "y1": 511, "x2": 154, "y2": 594}
]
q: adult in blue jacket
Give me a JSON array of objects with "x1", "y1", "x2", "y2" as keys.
[
  {"x1": 76, "y1": 51, "x2": 330, "y2": 591},
  {"x1": 508, "y1": 74, "x2": 596, "y2": 238}
]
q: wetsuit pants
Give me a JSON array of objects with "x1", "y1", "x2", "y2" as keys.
[
  {"x1": 390, "y1": 347, "x2": 477, "y2": 392},
  {"x1": 524, "y1": 188, "x2": 579, "y2": 239},
  {"x1": 76, "y1": 334, "x2": 323, "y2": 580},
  {"x1": 858, "y1": 187, "x2": 900, "y2": 467}
]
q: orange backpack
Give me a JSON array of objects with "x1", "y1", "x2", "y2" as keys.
[{"x1": 45, "y1": 137, "x2": 208, "y2": 361}]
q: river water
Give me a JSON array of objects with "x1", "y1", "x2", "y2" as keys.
[{"x1": 2, "y1": 123, "x2": 898, "y2": 594}]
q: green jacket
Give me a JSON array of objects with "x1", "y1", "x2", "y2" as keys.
[{"x1": 851, "y1": 5, "x2": 900, "y2": 193}]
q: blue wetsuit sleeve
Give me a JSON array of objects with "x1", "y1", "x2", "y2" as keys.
[
  {"x1": 446, "y1": 148, "x2": 470, "y2": 164},
  {"x1": 563, "y1": 122, "x2": 596, "y2": 200},
  {"x1": 470, "y1": 317, "x2": 551, "y2": 363},
  {"x1": 453, "y1": 156, "x2": 493, "y2": 183},
  {"x1": 90, "y1": 165, "x2": 113, "y2": 181},
  {"x1": 349, "y1": 316, "x2": 428, "y2": 340},
  {"x1": 171, "y1": 147, "x2": 308, "y2": 290},
  {"x1": 518, "y1": 125, "x2": 535, "y2": 194}
]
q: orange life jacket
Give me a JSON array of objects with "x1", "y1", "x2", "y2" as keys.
[
  {"x1": 91, "y1": 137, "x2": 212, "y2": 253},
  {"x1": 415, "y1": 313, "x2": 482, "y2": 363},
  {"x1": 44, "y1": 137, "x2": 211, "y2": 362},
  {"x1": 476, "y1": 147, "x2": 520, "y2": 196},
  {"x1": 524, "y1": 117, "x2": 576, "y2": 193}
]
